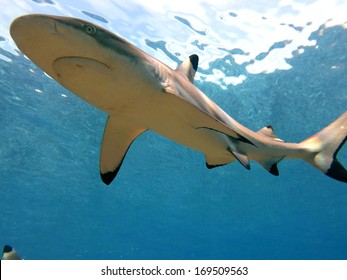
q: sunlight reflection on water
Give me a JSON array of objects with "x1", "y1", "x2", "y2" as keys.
[{"x1": 0, "y1": 0, "x2": 346, "y2": 87}]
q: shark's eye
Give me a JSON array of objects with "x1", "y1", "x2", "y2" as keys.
[{"x1": 84, "y1": 24, "x2": 96, "y2": 35}]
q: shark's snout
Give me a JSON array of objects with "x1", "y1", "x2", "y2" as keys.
[
  {"x1": 10, "y1": 14, "x2": 89, "y2": 79},
  {"x1": 10, "y1": 15, "x2": 58, "y2": 42}
]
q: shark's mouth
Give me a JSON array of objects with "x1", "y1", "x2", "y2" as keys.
[
  {"x1": 51, "y1": 56, "x2": 114, "y2": 109},
  {"x1": 53, "y1": 56, "x2": 111, "y2": 79}
]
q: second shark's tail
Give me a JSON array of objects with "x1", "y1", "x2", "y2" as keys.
[{"x1": 300, "y1": 111, "x2": 347, "y2": 183}]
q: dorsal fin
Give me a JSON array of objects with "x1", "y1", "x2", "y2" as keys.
[
  {"x1": 257, "y1": 125, "x2": 284, "y2": 142},
  {"x1": 175, "y1": 54, "x2": 199, "y2": 83}
]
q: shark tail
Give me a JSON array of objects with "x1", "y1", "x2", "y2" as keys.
[{"x1": 300, "y1": 111, "x2": 347, "y2": 183}]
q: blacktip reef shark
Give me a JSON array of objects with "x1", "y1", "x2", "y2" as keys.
[
  {"x1": 10, "y1": 14, "x2": 347, "y2": 185},
  {"x1": 2, "y1": 245, "x2": 21, "y2": 260}
]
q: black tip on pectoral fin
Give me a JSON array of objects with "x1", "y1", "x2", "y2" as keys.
[
  {"x1": 269, "y1": 163, "x2": 279, "y2": 176},
  {"x1": 326, "y1": 160, "x2": 347, "y2": 183},
  {"x1": 206, "y1": 162, "x2": 227, "y2": 169},
  {"x1": 100, "y1": 168, "x2": 121, "y2": 185}
]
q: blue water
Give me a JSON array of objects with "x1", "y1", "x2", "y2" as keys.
[{"x1": 0, "y1": 0, "x2": 347, "y2": 260}]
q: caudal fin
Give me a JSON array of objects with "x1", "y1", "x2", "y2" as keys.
[{"x1": 301, "y1": 111, "x2": 347, "y2": 183}]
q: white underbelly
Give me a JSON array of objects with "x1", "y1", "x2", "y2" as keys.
[{"x1": 119, "y1": 98, "x2": 236, "y2": 165}]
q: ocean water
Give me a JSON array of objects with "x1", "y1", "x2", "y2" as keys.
[{"x1": 0, "y1": 0, "x2": 346, "y2": 260}]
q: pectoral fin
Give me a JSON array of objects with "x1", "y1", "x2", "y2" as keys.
[{"x1": 100, "y1": 115, "x2": 147, "y2": 185}]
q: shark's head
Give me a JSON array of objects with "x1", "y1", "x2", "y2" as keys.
[{"x1": 10, "y1": 14, "x2": 159, "y2": 111}]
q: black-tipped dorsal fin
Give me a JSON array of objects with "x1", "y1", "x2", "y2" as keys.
[
  {"x1": 100, "y1": 115, "x2": 147, "y2": 185},
  {"x1": 257, "y1": 125, "x2": 284, "y2": 142},
  {"x1": 175, "y1": 54, "x2": 199, "y2": 83}
]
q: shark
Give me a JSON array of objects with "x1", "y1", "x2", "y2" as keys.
[
  {"x1": 10, "y1": 14, "x2": 347, "y2": 185},
  {"x1": 1, "y1": 245, "x2": 21, "y2": 260}
]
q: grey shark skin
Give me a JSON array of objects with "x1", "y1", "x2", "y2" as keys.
[
  {"x1": 2, "y1": 245, "x2": 21, "y2": 260},
  {"x1": 10, "y1": 14, "x2": 347, "y2": 185}
]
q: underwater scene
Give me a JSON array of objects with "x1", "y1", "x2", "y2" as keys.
[{"x1": 0, "y1": 0, "x2": 347, "y2": 260}]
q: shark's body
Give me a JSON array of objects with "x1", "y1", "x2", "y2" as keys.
[{"x1": 10, "y1": 14, "x2": 347, "y2": 185}]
